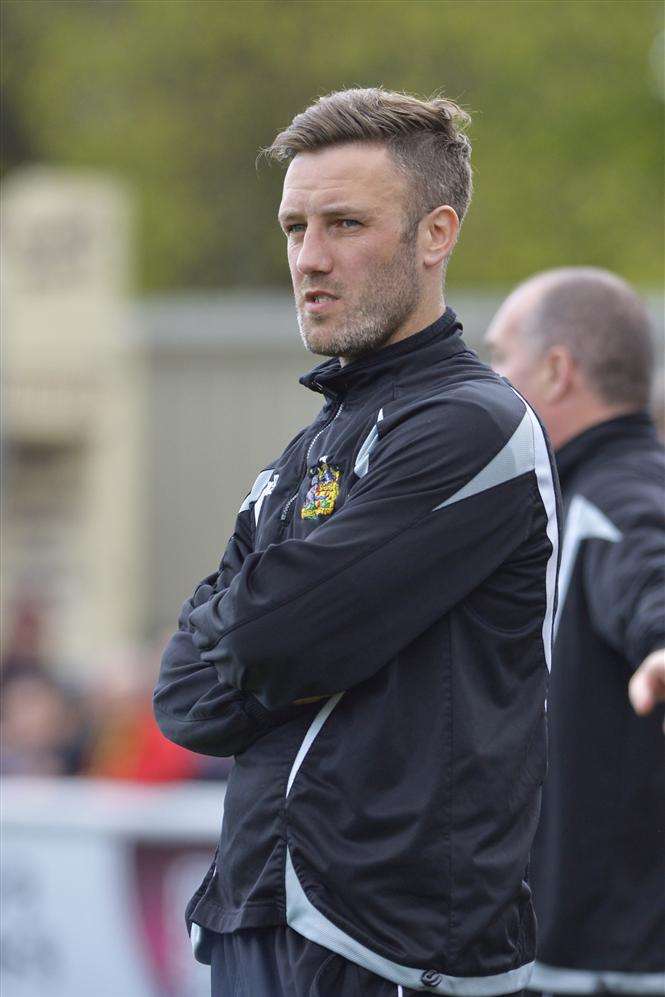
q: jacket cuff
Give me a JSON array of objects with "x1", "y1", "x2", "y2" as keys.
[{"x1": 241, "y1": 693, "x2": 305, "y2": 728}]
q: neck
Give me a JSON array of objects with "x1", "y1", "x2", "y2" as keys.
[
  {"x1": 339, "y1": 290, "x2": 446, "y2": 367},
  {"x1": 387, "y1": 295, "x2": 447, "y2": 348},
  {"x1": 553, "y1": 402, "x2": 641, "y2": 450}
]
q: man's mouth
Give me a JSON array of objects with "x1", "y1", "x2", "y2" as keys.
[
  {"x1": 304, "y1": 291, "x2": 338, "y2": 304},
  {"x1": 303, "y1": 291, "x2": 339, "y2": 314}
]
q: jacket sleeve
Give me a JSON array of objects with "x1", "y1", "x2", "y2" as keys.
[
  {"x1": 153, "y1": 469, "x2": 310, "y2": 756},
  {"x1": 582, "y1": 472, "x2": 665, "y2": 668},
  {"x1": 189, "y1": 393, "x2": 556, "y2": 709}
]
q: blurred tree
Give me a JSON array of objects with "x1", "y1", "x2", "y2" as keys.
[{"x1": 2, "y1": 0, "x2": 662, "y2": 290}]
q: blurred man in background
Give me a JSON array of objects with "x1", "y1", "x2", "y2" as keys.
[
  {"x1": 155, "y1": 88, "x2": 560, "y2": 996},
  {"x1": 486, "y1": 268, "x2": 665, "y2": 996},
  {"x1": 0, "y1": 601, "x2": 89, "y2": 776}
]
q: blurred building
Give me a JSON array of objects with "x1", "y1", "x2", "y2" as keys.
[
  {"x1": 2, "y1": 169, "x2": 664, "y2": 679},
  {"x1": 1, "y1": 170, "x2": 144, "y2": 681}
]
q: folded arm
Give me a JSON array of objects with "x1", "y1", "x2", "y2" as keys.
[
  {"x1": 153, "y1": 466, "x2": 309, "y2": 756},
  {"x1": 190, "y1": 394, "x2": 554, "y2": 709}
]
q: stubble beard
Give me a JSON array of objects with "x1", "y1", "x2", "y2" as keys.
[{"x1": 296, "y1": 237, "x2": 421, "y2": 362}]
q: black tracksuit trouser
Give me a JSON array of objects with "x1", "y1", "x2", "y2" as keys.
[
  {"x1": 210, "y1": 925, "x2": 527, "y2": 997},
  {"x1": 210, "y1": 925, "x2": 414, "y2": 996}
]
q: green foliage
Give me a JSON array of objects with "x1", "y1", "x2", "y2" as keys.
[{"x1": 2, "y1": 0, "x2": 663, "y2": 289}]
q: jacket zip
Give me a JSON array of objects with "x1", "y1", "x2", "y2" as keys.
[
  {"x1": 280, "y1": 402, "x2": 345, "y2": 524},
  {"x1": 305, "y1": 401, "x2": 344, "y2": 467},
  {"x1": 280, "y1": 492, "x2": 299, "y2": 524}
]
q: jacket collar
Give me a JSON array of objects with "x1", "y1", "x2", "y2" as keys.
[
  {"x1": 299, "y1": 308, "x2": 465, "y2": 400},
  {"x1": 556, "y1": 411, "x2": 657, "y2": 485}
]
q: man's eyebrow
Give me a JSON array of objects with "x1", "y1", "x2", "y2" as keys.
[
  {"x1": 278, "y1": 204, "x2": 369, "y2": 224},
  {"x1": 318, "y1": 204, "x2": 368, "y2": 217},
  {"x1": 277, "y1": 208, "x2": 303, "y2": 225}
]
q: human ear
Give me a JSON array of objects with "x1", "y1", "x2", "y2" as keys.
[
  {"x1": 540, "y1": 346, "x2": 575, "y2": 403},
  {"x1": 421, "y1": 206, "x2": 459, "y2": 268}
]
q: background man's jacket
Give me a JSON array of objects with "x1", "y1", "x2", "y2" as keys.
[
  {"x1": 529, "y1": 413, "x2": 665, "y2": 995},
  {"x1": 154, "y1": 310, "x2": 561, "y2": 995}
]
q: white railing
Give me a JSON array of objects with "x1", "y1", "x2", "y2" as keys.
[{"x1": 1, "y1": 777, "x2": 224, "y2": 997}]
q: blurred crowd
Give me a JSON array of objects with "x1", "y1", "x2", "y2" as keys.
[{"x1": 0, "y1": 601, "x2": 232, "y2": 782}]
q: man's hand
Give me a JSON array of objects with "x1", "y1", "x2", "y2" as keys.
[
  {"x1": 629, "y1": 649, "x2": 665, "y2": 730},
  {"x1": 177, "y1": 573, "x2": 218, "y2": 631}
]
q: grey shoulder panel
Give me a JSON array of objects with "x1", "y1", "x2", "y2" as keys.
[
  {"x1": 554, "y1": 493, "x2": 622, "y2": 636},
  {"x1": 434, "y1": 409, "x2": 533, "y2": 510},
  {"x1": 239, "y1": 468, "x2": 275, "y2": 514},
  {"x1": 354, "y1": 408, "x2": 384, "y2": 478}
]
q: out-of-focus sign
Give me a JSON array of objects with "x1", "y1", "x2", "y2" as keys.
[{"x1": 0, "y1": 778, "x2": 223, "y2": 997}]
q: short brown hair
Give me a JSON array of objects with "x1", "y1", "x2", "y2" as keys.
[{"x1": 265, "y1": 87, "x2": 473, "y2": 230}]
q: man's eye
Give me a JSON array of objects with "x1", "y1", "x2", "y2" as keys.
[
  {"x1": 285, "y1": 223, "x2": 306, "y2": 235},
  {"x1": 339, "y1": 219, "x2": 361, "y2": 229}
]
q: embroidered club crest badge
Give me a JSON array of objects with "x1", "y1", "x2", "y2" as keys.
[{"x1": 301, "y1": 460, "x2": 341, "y2": 519}]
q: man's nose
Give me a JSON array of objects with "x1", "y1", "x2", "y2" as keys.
[{"x1": 296, "y1": 227, "x2": 333, "y2": 276}]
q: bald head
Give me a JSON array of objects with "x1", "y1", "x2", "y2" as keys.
[
  {"x1": 490, "y1": 267, "x2": 653, "y2": 407},
  {"x1": 486, "y1": 268, "x2": 654, "y2": 447}
]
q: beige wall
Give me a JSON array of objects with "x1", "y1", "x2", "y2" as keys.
[{"x1": 144, "y1": 341, "x2": 321, "y2": 637}]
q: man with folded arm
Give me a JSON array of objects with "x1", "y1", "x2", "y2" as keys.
[{"x1": 154, "y1": 88, "x2": 560, "y2": 996}]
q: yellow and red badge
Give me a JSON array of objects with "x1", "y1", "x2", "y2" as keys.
[{"x1": 301, "y1": 460, "x2": 341, "y2": 519}]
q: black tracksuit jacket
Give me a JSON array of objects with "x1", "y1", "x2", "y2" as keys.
[
  {"x1": 529, "y1": 414, "x2": 665, "y2": 995},
  {"x1": 154, "y1": 310, "x2": 561, "y2": 995}
]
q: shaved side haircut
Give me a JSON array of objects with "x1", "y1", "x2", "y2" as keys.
[
  {"x1": 265, "y1": 87, "x2": 473, "y2": 237},
  {"x1": 522, "y1": 267, "x2": 654, "y2": 409}
]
